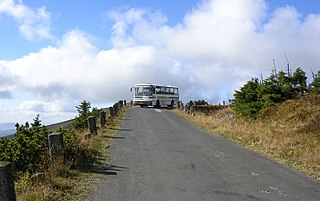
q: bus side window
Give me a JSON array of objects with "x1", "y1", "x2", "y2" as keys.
[
  {"x1": 160, "y1": 87, "x2": 165, "y2": 94},
  {"x1": 156, "y1": 87, "x2": 160, "y2": 94},
  {"x1": 165, "y1": 87, "x2": 170, "y2": 94}
]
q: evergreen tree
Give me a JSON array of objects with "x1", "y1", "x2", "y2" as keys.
[
  {"x1": 309, "y1": 70, "x2": 320, "y2": 94},
  {"x1": 234, "y1": 78, "x2": 263, "y2": 118},
  {"x1": 31, "y1": 114, "x2": 42, "y2": 127},
  {"x1": 74, "y1": 100, "x2": 92, "y2": 129},
  {"x1": 76, "y1": 100, "x2": 91, "y2": 118},
  {"x1": 291, "y1": 67, "x2": 308, "y2": 96}
]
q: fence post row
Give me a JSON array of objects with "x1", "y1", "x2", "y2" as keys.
[
  {"x1": 88, "y1": 116, "x2": 97, "y2": 135},
  {"x1": 0, "y1": 161, "x2": 16, "y2": 201},
  {"x1": 48, "y1": 133, "x2": 64, "y2": 163},
  {"x1": 100, "y1": 111, "x2": 107, "y2": 128}
]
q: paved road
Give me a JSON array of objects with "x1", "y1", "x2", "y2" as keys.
[{"x1": 87, "y1": 107, "x2": 320, "y2": 201}]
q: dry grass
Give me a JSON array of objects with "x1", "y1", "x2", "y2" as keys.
[
  {"x1": 173, "y1": 94, "x2": 320, "y2": 180},
  {"x1": 15, "y1": 107, "x2": 127, "y2": 201}
]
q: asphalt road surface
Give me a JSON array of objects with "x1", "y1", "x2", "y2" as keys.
[{"x1": 87, "y1": 107, "x2": 319, "y2": 201}]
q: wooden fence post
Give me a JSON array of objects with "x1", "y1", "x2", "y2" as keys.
[
  {"x1": 0, "y1": 161, "x2": 16, "y2": 201},
  {"x1": 100, "y1": 111, "x2": 106, "y2": 128},
  {"x1": 119, "y1": 100, "x2": 123, "y2": 108},
  {"x1": 190, "y1": 106, "x2": 195, "y2": 115},
  {"x1": 180, "y1": 105, "x2": 183, "y2": 111},
  {"x1": 180, "y1": 103, "x2": 184, "y2": 111},
  {"x1": 109, "y1": 107, "x2": 115, "y2": 119},
  {"x1": 124, "y1": 100, "x2": 127, "y2": 106},
  {"x1": 88, "y1": 116, "x2": 97, "y2": 135},
  {"x1": 48, "y1": 133, "x2": 64, "y2": 163},
  {"x1": 184, "y1": 105, "x2": 189, "y2": 113},
  {"x1": 113, "y1": 103, "x2": 118, "y2": 116}
]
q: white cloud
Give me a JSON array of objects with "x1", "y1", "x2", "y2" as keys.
[
  {"x1": 1, "y1": 0, "x2": 320, "y2": 124},
  {"x1": 0, "y1": 0, "x2": 52, "y2": 40}
]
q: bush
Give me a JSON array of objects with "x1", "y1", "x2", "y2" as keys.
[
  {"x1": 0, "y1": 115, "x2": 50, "y2": 174},
  {"x1": 58, "y1": 128, "x2": 97, "y2": 168}
]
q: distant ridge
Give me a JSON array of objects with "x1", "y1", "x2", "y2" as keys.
[
  {"x1": 0, "y1": 129, "x2": 15, "y2": 138},
  {"x1": 0, "y1": 119, "x2": 74, "y2": 139}
]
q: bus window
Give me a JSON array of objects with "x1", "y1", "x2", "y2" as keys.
[
  {"x1": 135, "y1": 87, "x2": 143, "y2": 96},
  {"x1": 160, "y1": 87, "x2": 166, "y2": 94},
  {"x1": 155, "y1": 86, "x2": 161, "y2": 94},
  {"x1": 135, "y1": 87, "x2": 153, "y2": 96},
  {"x1": 143, "y1": 87, "x2": 153, "y2": 96},
  {"x1": 165, "y1": 87, "x2": 170, "y2": 94}
]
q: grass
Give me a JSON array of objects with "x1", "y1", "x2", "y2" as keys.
[
  {"x1": 15, "y1": 107, "x2": 127, "y2": 201},
  {"x1": 173, "y1": 94, "x2": 320, "y2": 180}
]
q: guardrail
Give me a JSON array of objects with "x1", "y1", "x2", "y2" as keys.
[
  {"x1": 0, "y1": 100, "x2": 129, "y2": 201},
  {"x1": 177, "y1": 101, "x2": 227, "y2": 116}
]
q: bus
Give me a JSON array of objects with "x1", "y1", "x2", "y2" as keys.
[{"x1": 132, "y1": 83, "x2": 179, "y2": 108}]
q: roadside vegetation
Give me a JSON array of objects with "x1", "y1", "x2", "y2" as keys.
[
  {"x1": 0, "y1": 100, "x2": 127, "y2": 200},
  {"x1": 175, "y1": 67, "x2": 320, "y2": 180}
]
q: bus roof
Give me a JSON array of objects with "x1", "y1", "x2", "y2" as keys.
[{"x1": 134, "y1": 83, "x2": 178, "y2": 88}]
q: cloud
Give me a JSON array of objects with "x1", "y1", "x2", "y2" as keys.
[
  {"x1": 0, "y1": 90, "x2": 12, "y2": 99},
  {"x1": 0, "y1": 0, "x2": 52, "y2": 40},
  {"x1": 1, "y1": 0, "x2": 320, "y2": 124},
  {"x1": 3, "y1": 29, "x2": 184, "y2": 105}
]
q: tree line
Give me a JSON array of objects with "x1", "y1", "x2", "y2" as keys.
[{"x1": 233, "y1": 67, "x2": 320, "y2": 118}]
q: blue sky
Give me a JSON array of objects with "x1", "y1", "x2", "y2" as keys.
[
  {"x1": 2, "y1": 0, "x2": 319, "y2": 60},
  {"x1": 0, "y1": 0, "x2": 320, "y2": 127},
  {"x1": 0, "y1": 0, "x2": 199, "y2": 59}
]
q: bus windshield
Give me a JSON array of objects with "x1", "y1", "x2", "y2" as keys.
[{"x1": 135, "y1": 86, "x2": 154, "y2": 96}]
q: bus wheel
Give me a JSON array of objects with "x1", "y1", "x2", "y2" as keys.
[{"x1": 156, "y1": 100, "x2": 160, "y2": 108}]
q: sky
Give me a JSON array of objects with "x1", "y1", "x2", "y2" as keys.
[{"x1": 0, "y1": 0, "x2": 320, "y2": 127}]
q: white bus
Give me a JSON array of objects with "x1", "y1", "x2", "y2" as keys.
[{"x1": 132, "y1": 83, "x2": 179, "y2": 108}]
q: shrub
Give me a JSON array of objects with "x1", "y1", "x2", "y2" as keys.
[{"x1": 0, "y1": 115, "x2": 50, "y2": 174}]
